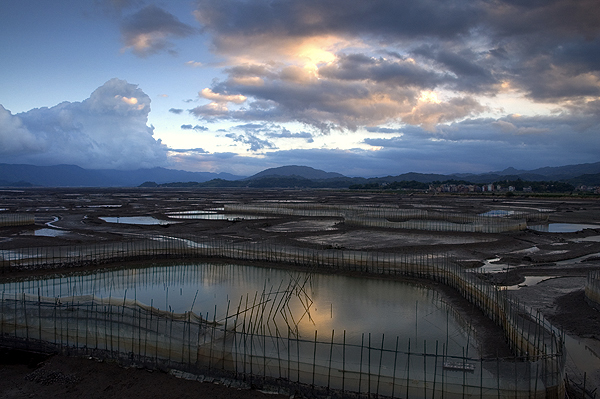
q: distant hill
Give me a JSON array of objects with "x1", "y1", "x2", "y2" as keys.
[
  {"x1": 2, "y1": 161, "x2": 599, "y2": 188},
  {"x1": 247, "y1": 165, "x2": 345, "y2": 180},
  {"x1": 373, "y1": 172, "x2": 450, "y2": 184},
  {"x1": 0, "y1": 164, "x2": 244, "y2": 187},
  {"x1": 482, "y1": 162, "x2": 600, "y2": 181}
]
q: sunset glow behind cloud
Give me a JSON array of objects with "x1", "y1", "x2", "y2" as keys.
[{"x1": 0, "y1": 0, "x2": 598, "y2": 176}]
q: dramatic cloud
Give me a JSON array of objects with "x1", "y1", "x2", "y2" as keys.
[
  {"x1": 3, "y1": 0, "x2": 599, "y2": 176},
  {"x1": 191, "y1": 58, "x2": 486, "y2": 131},
  {"x1": 190, "y1": 0, "x2": 600, "y2": 122},
  {"x1": 0, "y1": 79, "x2": 169, "y2": 169},
  {"x1": 121, "y1": 5, "x2": 195, "y2": 56}
]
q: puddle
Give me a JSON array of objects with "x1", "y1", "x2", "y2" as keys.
[
  {"x1": 263, "y1": 219, "x2": 341, "y2": 232},
  {"x1": 477, "y1": 257, "x2": 508, "y2": 273},
  {"x1": 528, "y1": 223, "x2": 600, "y2": 233},
  {"x1": 166, "y1": 210, "x2": 217, "y2": 215},
  {"x1": 34, "y1": 228, "x2": 68, "y2": 237},
  {"x1": 554, "y1": 252, "x2": 600, "y2": 266},
  {"x1": 166, "y1": 213, "x2": 273, "y2": 221},
  {"x1": 479, "y1": 210, "x2": 515, "y2": 217},
  {"x1": 501, "y1": 276, "x2": 559, "y2": 290},
  {"x1": 99, "y1": 216, "x2": 176, "y2": 225},
  {"x1": 571, "y1": 235, "x2": 600, "y2": 243},
  {"x1": 510, "y1": 246, "x2": 540, "y2": 255},
  {"x1": 563, "y1": 334, "x2": 600, "y2": 389}
]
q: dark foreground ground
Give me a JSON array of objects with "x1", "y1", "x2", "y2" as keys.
[
  {"x1": 1, "y1": 188, "x2": 599, "y2": 395},
  {"x1": 0, "y1": 348, "x2": 288, "y2": 399}
]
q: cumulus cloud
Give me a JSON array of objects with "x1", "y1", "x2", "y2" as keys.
[
  {"x1": 121, "y1": 5, "x2": 195, "y2": 56},
  {"x1": 200, "y1": 88, "x2": 247, "y2": 104},
  {"x1": 0, "y1": 78, "x2": 169, "y2": 169},
  {"x1": 0, "y1": 105, "x2": 44, "y2": 155},
  {"x1": 169, "y1": 108, "x2": 183, "y2": 114}
]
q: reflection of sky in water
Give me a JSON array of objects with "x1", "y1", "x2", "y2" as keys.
[
  {"x1": 166, "y1": 213, "x2": 272, "y2": 220},
  {"x1": 99, "y1": 216, "x2": 175, "y2": 225},
  {"x1": 1, "y1": 263, "x2": 478, "y2": 356},
  {"x1": 34, "y1": 228, "x2": 67, "y2": 237},
  {"x1": 479, "y1": 210, "x2": 514, "y2": 217},
  {"x1": 529, "y1": 223, "x2": 600, "y2": 233}
]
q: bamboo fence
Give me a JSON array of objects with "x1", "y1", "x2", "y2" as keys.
[
  {"x1": 1, "y1": 234, "x2": 565, "y2": 398},
  {"x1": 585, "y1": 270, "x2": 600, "y2": 311},
  {"x1": 0, "y1": 213, "x2": 35, "y2": 227},
  {"x1": 224, "y1": 204, "x2": 547, "y2": 233}
]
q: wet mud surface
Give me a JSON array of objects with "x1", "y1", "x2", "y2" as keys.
[{"x1": 1, "y1": 188, "x2": 600, "y2": 394}]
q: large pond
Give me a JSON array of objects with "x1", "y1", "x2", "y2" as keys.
[{"x1": 1, "y1": 262, "x2": 478, "y2": 357}]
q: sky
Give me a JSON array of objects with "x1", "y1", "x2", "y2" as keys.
[{"x1": 0, "y1": 0, "x2": 599, "y2": 177}]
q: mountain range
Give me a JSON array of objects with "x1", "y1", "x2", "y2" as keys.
[
  {"x1": 0, "y1": 164, "x2": 242, "y2": 187},
  {"x1": 1, "y1": 162, "x2": 600, "y2": 188}
]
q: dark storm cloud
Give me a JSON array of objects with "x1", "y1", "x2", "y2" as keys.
[
  {"x1": 182, "y1": 0, "x2": 600, "y2": 172},
  {"x1": 191, "y1": 58, "x2": 488, "y2": 131},
  {"x1": 553, "y1": 39, "x2": 600, "y2": 72},
  {"x1": 485, "y1": 0, "x2": 600, "y2": 40},
  {"x1": 194, "y1": 0, "x2": 482, "y2": 41},
  {"x1": 481, "y1": 0, "x2": 600, "y2": 101},
  {"x1": 318, "y1": 53, "x2": 447, "y2": 89},
  {"x1": 410, "y1": 45, "x2": 497, "y2": 93},
  {"x1": 192, "y1": 0, "x2": 600, "y2": 108},
  {"x1": 363, "y1": 112, "x2": 600, "y2": 165},
  {"x1": 121, "y1": 5, "x2": 195, "y2": 56}
]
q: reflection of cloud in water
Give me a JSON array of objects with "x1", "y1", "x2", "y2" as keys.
[{"x1": 0, "y1": 263, "x2": 477, "y2": 356}]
